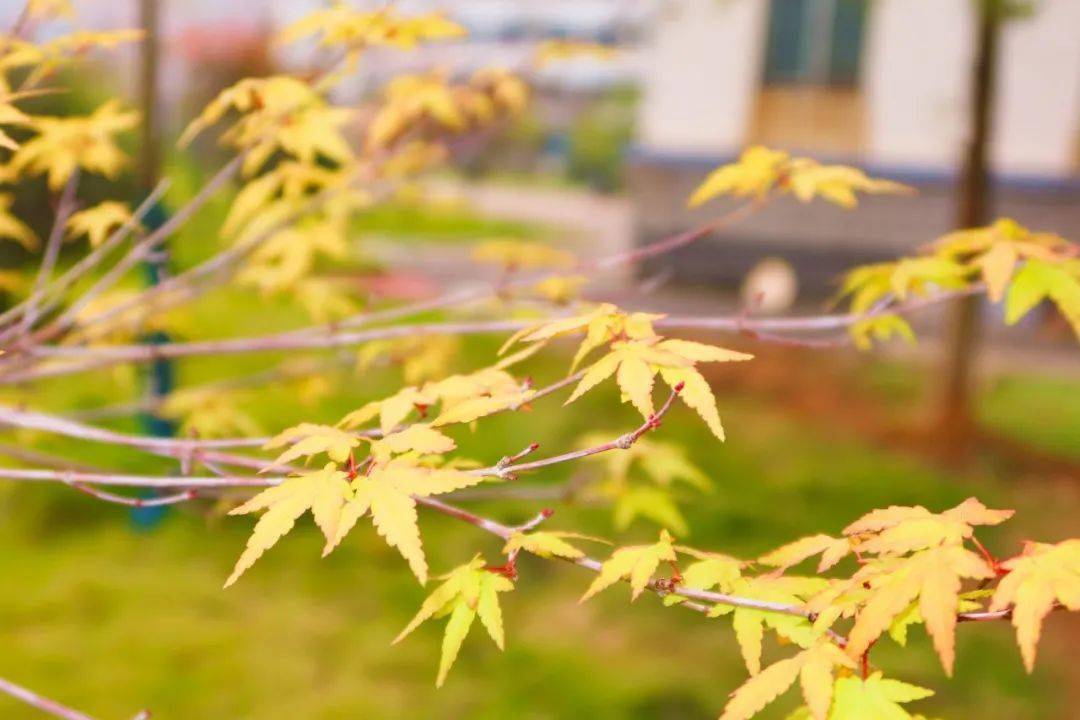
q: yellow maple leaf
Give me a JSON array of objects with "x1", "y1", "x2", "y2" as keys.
[
  {"x1": 327, "y1": 457, "x2": 488, "y2": 583},
  {"x1": 689, "y1": 146, "x2": 908, "y2": 209},
  {"x1": 688, "y1": 146, "x2": 790, "y2": 207},
  {"x1": 580, "y1": 529, "x2": 677, "y2": 602},
  {"x1": 786, "y1": 159, "x2": 912, "y2": 209},
  {"x1": 180, "y1": 76, "x2": 316, "y2": 147},
  {"x1": 501, "y1": 303, "x2": 655, "y2": 363},
  {"x1": 719, "y1": 641, "x2": 855, "y2": 720},
  {"x1": 368, "y1": 424, "x2": 456, "y2": 463},
  {"x1": 0, "y1": 193, "x2": 38, "y2": 250},
  {"x1": 662, "y1": 553, "x2": 743, "y2": 612},
  {"x1": 181, "y1": 76, "x2": 353, "y2": 174},
  {"x1": 339, "y1": 386, "x2": 436, "y2": 434},
  {"x1": 720, "y1": 652, "x2": 803, "y2": 720},
  {"x1": 990, "y1": 539, "x2": 1080, "y2": 672},
  {"x1": 532, "y1": 274, "x2": 587, "y2": 305},
  {"x1": 932, "y1": 218, "x2": 1075, "y2": 304},
  {"x1": 65, "y1": 201, "x2": 135, "y2": 248},
  {"x1": 471, "y1": 238, "x2": 575, "y2": 271},
  {"x1": 0, "y1": 96, "x2": 33, "y2": 151},
  {"x1": 221, "y1": 162, "x2": 344, "y2": 238},
  {"x1": 428, "y1": 368, "x2": 532, "y2": 427},
  {"x1": 827, "y1": 672, "x2": 934, "y2": 720},
  {"x1": 26, "y1": 0, "x2": 75, "y2": 19},
  {"x1": 566, "y1": 339, "x2": 690, "y2": 417},
  {"x1": 393, "y1": 555, "x2": 512, "y2": 687},
  {"x1": 516, "y1": 304, "x2": 749, "y2": 440},
  {"x1": 471, "y1": 68, "x2": 528, "y2": 115},
  {"x1": 279, "y1": 6, "x2": 465, "y2": 51},
  {"x1": 582, "y1": 434, "x2": 712, "y2": 534},
  {"x1": 844, "y1": 544, "x2": 994, "y2": 675},
  {"x1": 225, "y1": 463, "x2": 350, "y2": 586},
  {"x1": 709, "y1": 576, "x2": 826, "y2": 675},
  {"x1": 759, "y1": 534, "x2": 853, "y2": 574},
  {"x1": 849, "y1": 314, "x2": 916, "y2": 351},
  {"x1": 366, "y1": 73, "x2": 462, "y2": 151},
  {"x1": 160, "y1": 388, "x2": 262, "y2": 440},
  {"x1": 535, "y1": 39, "x2": 617, "y2": 66},
  {"x1": 845, "y1": 497, "x2": 1013, "y2": 556},
  {"x1": 356, "y1": 336, "x2": 460, "y2": 386},
  {"x1": 11, "y1": 100, "x2": 138, "y2": 189},
  {"x1": 263, "y1": 422, "x2": 360, "y2": 466},
  {"x1": 502, "y1": 530, "x2": 608, "y2": 560}
]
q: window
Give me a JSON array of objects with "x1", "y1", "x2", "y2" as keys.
[
  {"x1": 751, "y1": 0, "x2": 868, "y2": 154},
  {"x1": 763, "y1": 0, "x2": 867, "y2": 86}
]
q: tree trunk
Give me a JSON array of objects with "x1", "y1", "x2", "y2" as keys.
[
  {"x1": 938, "y1": 0, "x2": 999, "y2": 451},
  {"x1": 138, "y1": 0, "x2": 161, "y2": 195}
]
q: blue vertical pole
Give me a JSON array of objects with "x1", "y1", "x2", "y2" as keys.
[{"x1": 132, "y1": 0, "x2": 172, "y2": 529}]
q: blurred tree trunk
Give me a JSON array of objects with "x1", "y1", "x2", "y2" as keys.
[
  {"x1": 138, "y1": 0, "x2": 161, "y2": 194},
  {"x1": 937, "y1": 0, "x2": 1000, "y2": 450}
]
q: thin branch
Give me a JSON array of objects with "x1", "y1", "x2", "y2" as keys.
[
  {"x1": 17, "y1": 172, "x2": 80, "y2": 335},
  {"x1": 0, "y1": 406, "x2": 266, "y2": 450},
  {"x1": 24, "y1": 320, "x2": 527, "y2": 364},
  {"x1": 0, "y1": 674, "x2": 99, "y2": 720},
  {"x1": 286, "y1": 199, "x2": 764, "y2": 339},
  {"x1": 30, "y1": 157, "x2": 243, "y2": 345},
  {"x1": 4, "y1": 285, "x2": 980, "y2": 383},
  {"x1": 0, "y1": 179, "x2": 170, "y2": 335},
  {"x1": 413, "y1": 495, "x2": 835, "y2": 625},
  {"x1": 590, "y1": 198, "x2": 764, "y2": 270},
  {"x1": 67, "y1": 482, "x2": 198, "y2": 507},
  {"x1": 0, "y1": 467, "x2": 279, "y2": 488},
  {"x1": 957, "y1": 608, "x2": 1012, "y2": 622},
  {"x1": 482, "y1": 383, "x2": 682, "y2": 479},
  {"x1": 0, "y1": 367, "x2": 586, "y2": 466}
]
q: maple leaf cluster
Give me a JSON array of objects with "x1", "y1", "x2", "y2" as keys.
[
  {"x1": 502, "y1": 302, "x2": 753, "y2": 440},
  {"x1": 839, "y1": 218, "x2": 1079, "y2": 347}
]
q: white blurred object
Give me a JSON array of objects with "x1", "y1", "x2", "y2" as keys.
[{"x1": 740, "y1": 258, "x2": 798, "y2": 315}]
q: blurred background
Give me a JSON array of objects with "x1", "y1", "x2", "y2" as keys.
[{"x1": 0, "y1": 1, "x2": 1077, "y2": 718}]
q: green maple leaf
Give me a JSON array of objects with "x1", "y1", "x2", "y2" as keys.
[{"x1": 1004, "y1": 258, "x2": 1080, "y2": 339}]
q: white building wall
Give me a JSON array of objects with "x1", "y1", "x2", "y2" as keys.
[
  {"x1": 992, "y1": 0, "x2": 1080, "y2": 176},
  {"x1": 865, "y1": 0, "x2": 1080, "y2": 177},
  {"x1": 638, "y1": 0, "x2": 1080, "y2": 177},
  {"x1": 637, "y1": 0, "x2": 768, "y2": 156},
  {"x1": 862, "y1": 0, "x2": 974, "y2": 172}
]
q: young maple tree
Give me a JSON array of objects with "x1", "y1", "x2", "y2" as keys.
[{"x1": 0, "y1": 3, "x2": 1078, "y2": 719}]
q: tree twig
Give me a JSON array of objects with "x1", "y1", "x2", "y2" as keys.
[{"x1": 0, "y1": 674, "x2": 100, "y2": 720}]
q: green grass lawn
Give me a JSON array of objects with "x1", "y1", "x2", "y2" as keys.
[
  {"x1": 351, "y1": 199, "x2": 543, "y2": 243},
  {"x1": 2, "y1": 337, "x2": 1078, "y2": 719}
]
